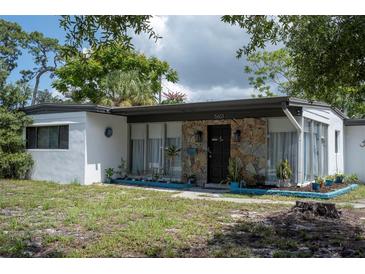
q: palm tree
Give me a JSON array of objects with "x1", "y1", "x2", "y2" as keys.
[{"x1": 100, "y1": 70, "x2": 156, "y2": 107}]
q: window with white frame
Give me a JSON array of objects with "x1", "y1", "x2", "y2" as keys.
[
  {"x1": 165, "y1": 123, "x2": 182, "y2": 179},
  {"x1": 267, "y1": 131, "x2": 298, "y2": 183},
  {"x1": 303, "y1": 118, "x2": 328, "y2": 181},
  {"x1": 130, "y1": 124, "x2": 146, "y2": 175},
  {"x1": 146, "y1": 123, "x2": 164, "y2": 174},
  {"x1": 130, "y1": 122, "x2": 182, "y2": 178}
]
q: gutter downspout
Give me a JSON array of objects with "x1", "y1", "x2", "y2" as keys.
[{"x1": 281, "y1": 102, "x2": 304, "y2": 186}]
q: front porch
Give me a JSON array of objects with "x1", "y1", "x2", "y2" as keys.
[{"x1": 127, "y1": 116, "x2": 302, "y2": 188}]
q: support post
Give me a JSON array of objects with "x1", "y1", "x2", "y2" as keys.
[{"x1": 282, "y1": 102, "x2": 304, "y2": 186}]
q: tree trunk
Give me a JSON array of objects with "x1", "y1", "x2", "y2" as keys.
[
  {"x1": 292, "y1": 201, "x2": 341, "y2": 219},
  {"x1": 31, "y1": 74, "x2": 41, "y2": 105},
  {"x1": 31, "y1": 67, "x2": 55, "y2": 105}
]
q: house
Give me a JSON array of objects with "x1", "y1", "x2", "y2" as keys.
[{"x1": 22, "y1": 96, "x2": 365, "y2": 186}]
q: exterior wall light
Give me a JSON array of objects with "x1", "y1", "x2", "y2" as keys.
[
  {"x1": 233, "y1": 129, "x2": 241, "y2": 142},
  {"x1": 194, "y1": 130, "x2": 203, "y2": 143}
]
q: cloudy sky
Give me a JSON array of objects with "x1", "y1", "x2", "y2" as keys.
[
  {"x1": 1, "y1": 15, "x2": 262, "y2": 102},
  {"x1": 132, "y1": 16, "x2": 254, "y2": 102}
]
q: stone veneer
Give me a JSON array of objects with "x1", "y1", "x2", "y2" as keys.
[{"x1": 181, "y1": 118, "x2": 267, "y2": 186}]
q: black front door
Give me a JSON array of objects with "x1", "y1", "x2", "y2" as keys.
[{"x1": 207, "y1": 125, "x2": 231, "y2": 184}]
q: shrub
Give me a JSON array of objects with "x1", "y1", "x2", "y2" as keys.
[
  {"x1": 276, "y1": 159, "x2": 292, "y2": 180},
  {"x1": 0, "y1": 107, "x2": 33, "y2": 179},
  {"x1": 227, "y1": 157, "x2": 243, "y2": 182},
  {"x1": 344, "y1": 173, "x2": 360, "y2": 184}
]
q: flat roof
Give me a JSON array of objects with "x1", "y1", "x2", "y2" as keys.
[
  {"x1": 345, "y1": 119, "x2": 365, "y2": 126},
  {"x1": 21, "y1": 96, "x2": 347, "y2": 122}
]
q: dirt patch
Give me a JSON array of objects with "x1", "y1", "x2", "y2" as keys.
[{"x1": 186, "y1": 206, "x2": 365, "y2": 257}]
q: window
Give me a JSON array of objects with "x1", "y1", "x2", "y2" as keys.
[
  {"x1": 26, "y1": 125, "x2": 69, "y2": 149},
  {"x1": 267, "y1": 132, "x2": 298, "y2": 183},
  {"x1": 130, "y1": 122, "x2": 182, "y2": 178},
  {"x1": 335, "y1": 130, "x2": 340, "y2": 153},
  {"x1": 303, "y1": 119, "x2": 328, "y2": 181}
]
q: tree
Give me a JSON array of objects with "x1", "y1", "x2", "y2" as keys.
[
  {"x1": 244, "y1": 49, "x2": 294, "y2": 98},
  {"x1": 59, "y1": 16, "x2": 159, "y2": 55},
  {"x1": 52, "y1": 43, "x2": 178, "y2": 104},
  {"x1": 0, "y1": 19, "x2": 27, "y2": 85},
  {"x1": 222, "y1": 16, "x2": 365, "y2": 117},
  {"x1": 100, "y1": 70, "x2": 156, "y2": 107},
  {"x1": 21, "y1": 31, "x2": 60, "y2": 105},
  {"x1": 0, "y1": 82, "x2": 33, "y2": 179},
  {"x1": 36, "y1": 89, "x2": 64, "y2": 104},
  {"x1": 161, "y1": 91, "x2": 187, "y2": 104}
]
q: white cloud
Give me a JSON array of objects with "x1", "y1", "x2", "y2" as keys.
[
  {"x1": 50, "y1": 88, "x2": 66, "y2": 100},
  {"x1": 162, "y1": 80, "x2": 254, "y2": 102}
]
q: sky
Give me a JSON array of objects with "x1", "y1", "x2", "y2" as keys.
[{"x1": 1, "y1": 15, "x2": 263, "y2": 102}]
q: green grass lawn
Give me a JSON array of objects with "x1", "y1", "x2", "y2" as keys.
[
  {"x1": 1, "y1": 180, "x2": 364, "y2": 258},
  {"x1": 0, "y1": 180, "x2": 288, "y2": 257}
]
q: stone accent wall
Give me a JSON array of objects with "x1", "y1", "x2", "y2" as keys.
[{"x1": 182, "y1": 118, "x2": 267, "y2": 186}]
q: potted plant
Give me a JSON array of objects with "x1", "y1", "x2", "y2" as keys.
[
  {"x1": 116, "y1": 158, "x2": 127, "y2": 179},
  {"x1": 335, "y1": 173, "x2": 345, "y2": 184},
  {"x1": 105, "y1": 168, "x2": 114, "y2": 184},
  {"x1": 228, "y1": 157, "x2": 243, "y2": 191},
  {"x1": 344, "y1": 173, "x2": 359, "y2": 184},
  {"x1": 312, "y1": 176, "x2": 324, "y2": 191},
  {"x1": 187, "y1": 174, "x2": 197, "y2": 184},
  {"x1": 325, "y1": 175, "x2": 335, "y2": 187},
  {"x1": 276, "y1": 159, "x2": 292, "y2": 187},
  {"x1": 165, "y1": 144, "x2": 181, "y2": 181},
  {"x1": 254, "y1": 174, "x2": 266, "y2": 186}
]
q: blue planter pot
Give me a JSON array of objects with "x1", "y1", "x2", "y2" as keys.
[
  {"x1": 335, "y1": 177, "x2": 343, "y2": 184},
  {"x1": 325, "y1": 179, "x2": 334, "y2": 187},
  {"x1": 312, "y1": 182, "x2": 320, "y2": 191},
  {"x1": 230, "y1": 181, "x2": 239, "y2": 190}
]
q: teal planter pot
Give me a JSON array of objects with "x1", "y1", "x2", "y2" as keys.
[
  {"x1": 312, "y1": 182, "x2": 320, "y2": 191},
  {"x1": 230, "y1": 181, "x2": 239, "y2": 191},
  {"x1": 335, "y1": 177, "x2": 343, "y2": 184},
  {"x1": 325, "y1": 179, "x2": 334, "y2": 187}
]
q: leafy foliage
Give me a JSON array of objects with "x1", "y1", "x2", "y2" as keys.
[
  {"x1": 161, "y1": 91, "x2": 187, "y2": 104},
  {"x1": 59, "y1": 16, "x2": 159, "y2": 56},
  {"x1": 100, "y1": 70, "x2": 155, "y2": 106},
  {"x1": 222, "y1": 15, "x2": 365, "y2": 118},
  {"x1": 0, "y1": 83, "x2": 33, "y2": 179},
  {"x1": 276, "y1": 160, "x2": 292, "y2": 181},
  {"x1": 0, "y1": 19, "x2": 28, "y2": 85},
  {"x1": 53, "y1": 43, "x2": 178, "y2": 104},
  {"x1": 164, "y1": 144, "x2": 181, "y2": 179},
  {"x1": 244, "y1": 49, "x2": 293, "y2": 97},
  {"x1": 20, "y1": 31, "x2": 61, "y2": 105},
  {"x1": 35, "y1": 89, "x2": 64, "y2": 104},
  {"x1": 227, "y1": 157, "x2": 243, "y2": 182}
]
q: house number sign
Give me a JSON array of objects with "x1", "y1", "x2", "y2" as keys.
[
  {"x1": 214, "y1": 113, "x2": 225, "y2": 120},
  {"x1": 361, "y1": 140, "x2": 365, "y2": 148}
]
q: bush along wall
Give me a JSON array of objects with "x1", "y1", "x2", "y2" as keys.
[{"x1": 0, "y1": 107, "x2": 33, "y2": 179}]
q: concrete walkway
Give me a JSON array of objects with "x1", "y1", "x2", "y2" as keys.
[{"x1": 172, "y1": 191, "x2": 295, "y2": 205}]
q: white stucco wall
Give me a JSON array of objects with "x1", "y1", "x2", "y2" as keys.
[
  {"x1": 345, "y1": 125, "x2": 365, "y2": 182},
  {"x1": 303, "y1": 107, "x2": 344, "y2": 175},
  {"x1": 27, "y1": 112, "x2": 87, "y2": 184},
  {"x1": 84, "y1": 113, "x2": 128, "y2": 184}
]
